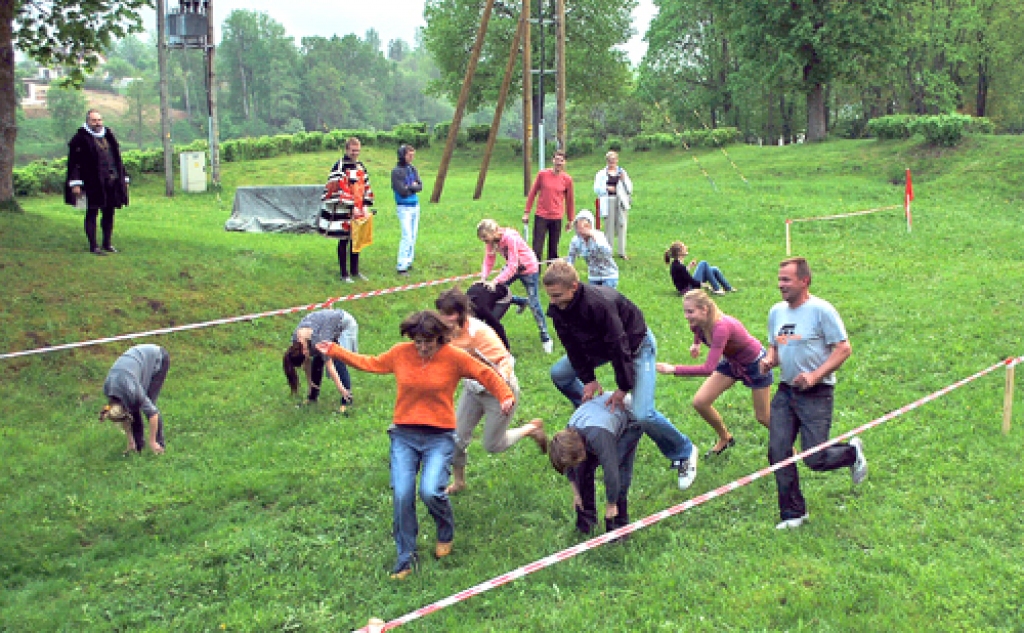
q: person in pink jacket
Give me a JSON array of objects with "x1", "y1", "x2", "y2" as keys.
[
  {"x1": 477, "y1": 218, "x2": 553, "y2": 353},
  {"x1": 656, "y1": 289, "x2": 772, "y2": 457}
]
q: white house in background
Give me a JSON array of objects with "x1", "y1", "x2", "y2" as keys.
[{"x1": 19, "y1": 54, "x2": 109, "y2": 108}]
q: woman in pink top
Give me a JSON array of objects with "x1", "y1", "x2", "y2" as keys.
[
  {"x1": 477, "y1": 218, "x2": 553, "y2": 354},
  {"x1": 656, "y1": 289, "x2": 772, "y2": 457},
  {"x1": 435, "y1": 287, "x2": 548, "y2": 494}
]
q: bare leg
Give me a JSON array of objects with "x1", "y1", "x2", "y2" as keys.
[
  {"x1": 751, "y1": 386, "x2": 771, "y2": 429},
  {"x1": 692, "y1": 372, "x2": 738, "y2": 451}
]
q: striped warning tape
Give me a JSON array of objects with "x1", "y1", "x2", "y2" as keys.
[
  {"x1": 0, "y1": 272, "x2": 481, "y2": 361},
  {"x1": 355, "y1": 354, "x2": 1023, "y2": 632}
]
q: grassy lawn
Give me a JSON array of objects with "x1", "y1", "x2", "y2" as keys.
[{"x1": 2, "y1": 136, "x2": 1023, "y2": 631}]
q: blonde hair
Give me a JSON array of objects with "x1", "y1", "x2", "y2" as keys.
[
  {"x1": 476, "y1": 218, "x2": 501, "y2": 241},
  {"x1": 683, "y1": 289, "x2": 723, "y2": 344},
  {"x1": 664, "y1": 241, "x2": 686, "y2": 264},
  {"x1": 605, "y1": 150, "x2": 619, "y2": 163}
]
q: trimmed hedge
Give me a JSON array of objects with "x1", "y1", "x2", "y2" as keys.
[
  {"x1": 12, "y1": 125, "x2": 429, "y2": 196},
  {"x1": 631, "y1": 127, "x2": 742, "y2": 152},
  {"x1": 867, "y1": 114, "x2": 993, "y2": 146}
]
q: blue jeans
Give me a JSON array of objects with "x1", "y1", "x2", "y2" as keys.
[
  {"x1": 388, "y1": 426, "x2": 456, "y2": 572},
  {"x1": 768, "y1": 383, "x2": 856, "y2": 520},
  {"x1": 505, "y1": 272, "x2": 550, "y2": 342},
  {"x1": 550, "y1": 329, "x2": 693, "y2": 463},
  {"x1": 589, "y1": 278, "x2": 619, "y2": 289},
  {"x1": 692, "y1": 261, "x2": 733, "y2": 291},
  {"x1": 396, "y1": 204, "x2": 419, "y2": 272}
]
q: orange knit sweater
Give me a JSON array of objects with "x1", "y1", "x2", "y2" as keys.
[{"x1": 325, "y1": 341, "x2": 514, "y2": 429}]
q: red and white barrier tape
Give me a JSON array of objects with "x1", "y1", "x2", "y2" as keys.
[
  {"x1": 787, "y1": 204, "x2": 900, "y2": 224},
  {"x1": 356, "y1": 354, "x2": 1022, "y2": 632},
  {"x1": 0, "y1": 273, "x2": 481, "y2": 361}
]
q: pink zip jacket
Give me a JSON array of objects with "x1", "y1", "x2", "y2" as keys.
[{"x1": 481, "y1": 228, "x2": 540, "y2": 285}]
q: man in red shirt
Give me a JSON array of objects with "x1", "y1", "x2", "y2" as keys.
[{"x1": 523, "y1": 150, "x2": 576, "y2": 263}]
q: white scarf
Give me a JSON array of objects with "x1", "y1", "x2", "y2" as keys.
[{"x1": 83, "y1": 124, "x2": 107, "y2": 138}]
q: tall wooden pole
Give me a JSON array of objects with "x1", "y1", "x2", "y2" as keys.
[
  {"x1": 474, "y1": 15, "x2": 524, "y2": 200},
  {"x1": 156, "y1": 0, "x2": 174, "y2": 197},
  {"x1": 555, "y1": 0, "x2": 566, "y2": 149},
  {"x1": 206, "y1": 0, "x2": 221, "y2": 186},
  {"x1": 429, "y1": 0, "x2": 496, "y2": 204},
  {"x1": 521, "y1": 0, "x2": 532, "y2": 196}
]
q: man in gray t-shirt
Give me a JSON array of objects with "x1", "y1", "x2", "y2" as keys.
[
  {"x1": 100, "y1": 344, "x2": 170, "y2": 454},
  {"x1": 760, "y1": 258, "x2": 866, "y2": 529}
]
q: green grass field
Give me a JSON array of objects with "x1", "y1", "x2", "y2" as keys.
[{"x1": 2, "y1": 137, "x2": 1023, "y2": 631}]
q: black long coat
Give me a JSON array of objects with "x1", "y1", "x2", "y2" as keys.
[{"x1": 64, "y1": 127, "x2": 130, "y2": 210}]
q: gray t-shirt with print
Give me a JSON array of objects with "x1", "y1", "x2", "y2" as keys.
[{"x1": 767, "y1": 296, "x2": 847, "y2": 385}]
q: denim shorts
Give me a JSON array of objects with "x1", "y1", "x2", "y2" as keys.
[{"x1": 715, "y1": 349, "x2": 773, "y2": 389}]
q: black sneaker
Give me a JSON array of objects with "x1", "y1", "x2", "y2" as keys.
[{"x1": 90, "y1": 247, "x2": 107, "y2": 256}]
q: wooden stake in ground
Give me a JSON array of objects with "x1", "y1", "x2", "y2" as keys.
[
  {"x1": 430, "y1": 0, "x2": 496, "y2": 204},
  {"x1": 1004, "y1": 362, "x2": 1015, "y2": 435},
  {"x1": 474, "y1": 14, "x2": 524, "y2": 200},
  {"x1": 156, "y1": 0, "x2": 174, "y2": 197},
  {"x1": 522, "y1": 0, "x2": 532, "y2": 196}
]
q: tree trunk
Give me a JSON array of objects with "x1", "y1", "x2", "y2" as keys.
[
  {"x1": 805, "y1": 82, "x2": 826, "y2": 142},
  {"x1": 0, "y1": 0, "x2": 22, "y2": 211},
  {"x1": 976, "y1": 59, "x2": 989, "y2": 117},
  {"x1": 157, "y1": 0, "x2": 174, "y2": 197}
]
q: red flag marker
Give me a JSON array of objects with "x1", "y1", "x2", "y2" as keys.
[{"x1": 905, "y1": 168, "x2": 913, "y2": 232}]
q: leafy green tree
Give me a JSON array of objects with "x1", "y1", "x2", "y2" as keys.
[
  {"x1": 46, "y1": 83, "x2": 88, "y2": 141},
  {"x1": 123, "y1": 73, "x2": 158, "y2": 149},
  {"x1": 2, "y1": 0, "x2": 149, "y2": 211},
  {"x1": 717, "y1": 0, "x2": 899, "y2": 141}
]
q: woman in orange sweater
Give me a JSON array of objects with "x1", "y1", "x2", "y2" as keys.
[{"x1": 317, "y1": 310, "x2": 514, "y2": 580}]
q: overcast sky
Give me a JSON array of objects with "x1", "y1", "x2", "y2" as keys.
[{"x1": 146, "y1": 0, "x2": 656, "y2": 65}]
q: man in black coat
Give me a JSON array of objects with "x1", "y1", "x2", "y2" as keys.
[{"x1": 65, "y1": 109, "x2": 129, "y2": 255}]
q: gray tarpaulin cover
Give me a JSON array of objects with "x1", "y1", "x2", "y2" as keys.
[{"x1": 225, "y1": 185, "x2": 322, "y2": 233}]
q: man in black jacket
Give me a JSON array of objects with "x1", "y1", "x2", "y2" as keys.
[
  {"x1": 65, "y1": 109, "x2": 129, "y2": 255},
  {"x1": 543, "y1": 261, "x2": 698, "y2": 490}
]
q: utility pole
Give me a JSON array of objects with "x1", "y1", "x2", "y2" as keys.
[
  {"x1": 206, "y1": 0, "x2": 220, "y2": 186},
  {"x1": 555, "y1": 0, "x2": 566, "y2": 149},
  {"x1": 522, "y1": 0, "x2": 532, "y2": 196},
  {"x1": 156, "y1": 0, "x2": 174, "y2": 197}
]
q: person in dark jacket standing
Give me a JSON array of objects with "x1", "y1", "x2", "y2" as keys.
[
  {"x1": 543, "y1": 261, "x2": 699, "y2": 490},
  {"x1": 391, "y1": 144, "x2": 423, "y2": 276},
  {"x1": 65, "y1": 109, "x2": 129, "y2": 255}
]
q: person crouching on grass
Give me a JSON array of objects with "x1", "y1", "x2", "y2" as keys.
[
  {"x1": 98, "y1": 344, "x2": 169, "y2": 455},
  {"x1": 283, "y1": 309, "x2": 358, "y2": 414},
  {"x1": 656, "y1": 289, "x2": 771, "y2": 458},
  {"x1": 565, "y1": 210, "x2": 619, "y2": 288},
  {"x1": 435, "y1": 287, "x2": 547, "y2": 495},
  {"x1": 548, "y1": 393, "x2": 642, "y2": 537},
  {"x1": 316, "y1": 311, "x2": 514, "y2": 580}
]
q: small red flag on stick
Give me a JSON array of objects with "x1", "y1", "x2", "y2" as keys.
[
  {"x1": 595, "y1": 197, "x2": 601, "y2": 230},
  {"x1": 905, "y1": 168, "x2": 913, "y2": 233}
]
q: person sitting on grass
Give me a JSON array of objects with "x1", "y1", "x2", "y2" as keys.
[
  {"x1": 316, "y1": 311, "x2": 514, "y2": 580},
  {"x1": 435, "y1": 287, "x2": 547, "y2": 494},
  {"x1": 477, "y1": 218, "x2": 554, "y2": 354},
  {"x1": 656, "y1": 289, "x2": 771, "y2": 457},
  {"x1": 98, "y1": 344, "x2": 170, "y2": 455},
  {"x1": 665, "y1": 240, "x2": 736, "y2": 296},
  {"x1": 548, "y1": 393, "x2": 642, "y2": 537},
  {"x1": 283, "y1": 309, "x2": 358, "y2": 413},
  {"x1": 565, "y1": 209, "x2": 619, "y2": 288}
]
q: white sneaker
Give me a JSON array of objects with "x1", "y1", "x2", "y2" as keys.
[
  {"x1": 775, "y1": 513, "x2": 809, "y2": 530},
  {"x1": 850, "y1": 436, "x2": 868, "y2": 484},
  {"x1": 675, "y1": 445, "x2": 698, "y2": 490},
  {"x1": 542, "y1": 340, "x2": 554, "y2": 354}
]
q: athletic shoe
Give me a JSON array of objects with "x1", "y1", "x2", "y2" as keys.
[
  {"x1": 850, "y1": 436, "x2": 868, "y2": 484},
  {"x1": 397, "y1": 269, "x2": 409, "y2": 277},
  {"x1": 674, "y1": 445, "x2": 699, "y2": 490},
  {"x1": 341, "y1": 276, "x2": 354, "y2": 283},
  {"x1": 542, "y1": 339, "x2": 554, "y2": 354},
  {"x1": 355, "y1": 273, "x2": 369, "y2": 281},
  {"x1": 390, "y1": 555, "x2": 418, "y2": 580},
  {"x1": 775, "y1": 513, "x2": 809, "y2": 530},
  {"x1": 712, "y1": 288, "x2": 726, "y2": 296},
  {"x1": 90, "y1": 247, "x2": 107, "y2": 256},
  {"x1": 102, "y1": 245, "x2": 118, "y2": 253}
]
